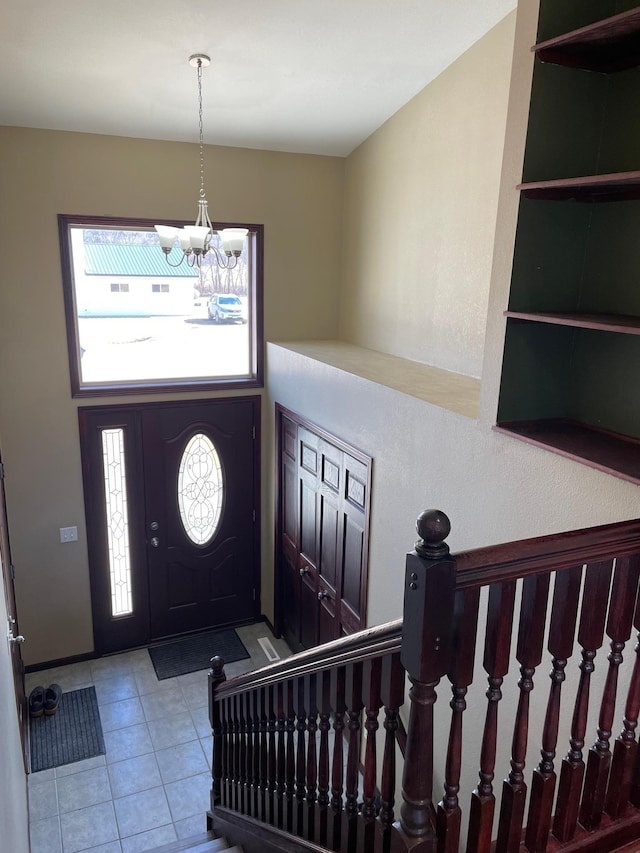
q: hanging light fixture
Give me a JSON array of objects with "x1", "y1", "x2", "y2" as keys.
[{"x1": 155, "y1": 54, "x2": 247, "y2": 268}]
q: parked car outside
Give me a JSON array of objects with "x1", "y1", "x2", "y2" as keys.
[{"x1": 207, "y1": 294, "x2": 247, "y2": 324}]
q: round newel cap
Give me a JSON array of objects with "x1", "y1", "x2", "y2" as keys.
[
  {"x1": 415, "y1": 509, "x2": 451, "y2": 559},
  {"x1": 209, "y1": 655, "x2": 225, "y2": 676}
]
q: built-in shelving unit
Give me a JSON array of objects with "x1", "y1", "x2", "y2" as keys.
[{"x1": 497, "y1": 2, "x2": 640, "y2": 485}]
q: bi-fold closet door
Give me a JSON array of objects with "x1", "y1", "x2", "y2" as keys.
[{"x1": 277, "y1": 407, "x2": 371, "y2": 652}]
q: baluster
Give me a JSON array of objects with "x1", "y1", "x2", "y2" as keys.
[
  {"x1": 243, "y1": 691, "x2": 254, "y2": 817},
  {"x1": 230, "y1": 694, "x2": 239, "y2": 811},
  {"x1": 316, "y1": 670, "x2": 332, "y2": 847},
  {"x1": 525, "y1": 565, "x2": 582, "y2": 851},
  {"x1": 285, "y1": 679, "x2": 296, "y2": 834},
  {"x1": 222, "y1": 696, "x2": 230, "y2": 807},
  {"x1": 376, "y1": 653, "x2": 405, "y2": 853},
  {"x1": 259, "y1": 686, "x2": 269, "y2": 821},
  {"x1": 497, "y1": 574, "x2": 550, "y2": 853},
  {"x1": 606, "y1": 558, "x2": 640, "y2": 817},
  {"x1": 607, "y1": 614, "x2": 640, "y2": 818},
  {"x1": 330, "y1": 665, "x2": 347, "y2": 852},
  {"x1": 580, "y1": 555, "x2": 640, "y2": 829},
  {"x1": 467, "y1": 581, "x2": 517, "y2": 853},
  {"x1": 208, "y1": 656, "x2": 226, "y2": 811},
  {"x1": 553, "y1": 560, "x2": 613, "y2": 842},
  {"x1": 343, "y1": 661, "x2": 364, "y2": 853},
  {"x1": 267, "y1": 683, "x2": 277, "y2": 825},
  {"x1": 252, "y1": 688, "x2": 261, "y2": 817},
  {"x1": 397, "y1": 510, "x2": 455, "y2": 853},
  {"x1": 294, "y1": 677, "x2": 308, "y2": 836},
  {"x1": 357, "y1": 657, "x2": 382, "y2": 853},
  {"x1": 437, "y1": 587, "x2": 480, "y2": 853},
  {"x1": 276, "y1": 681, "x2": 287, "y2": 830},
  {"x1": 238, "y1": 692, "x2": 247, "y2": 814},
  {"x1": 304, "y1": 674, "x2": 318, "y2": 840}
]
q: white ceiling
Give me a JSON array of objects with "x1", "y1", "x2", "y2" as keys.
[{"x1": 1, "y1": 0, "x2": 516, "y2": 157}]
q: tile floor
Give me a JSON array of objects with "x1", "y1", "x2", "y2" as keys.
[{"x1": 26, "y1": 623, "x2": 291, "y2": 853}]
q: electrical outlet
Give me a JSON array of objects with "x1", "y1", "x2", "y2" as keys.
[{"x1": 59, "y1": 526, "x2": 78, "y2": 543}]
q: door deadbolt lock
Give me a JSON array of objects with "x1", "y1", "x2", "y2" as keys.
[{"x1": 150, "y1": 521, "x2": 159, "y2": 531}]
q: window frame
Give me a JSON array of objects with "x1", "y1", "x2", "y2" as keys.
[{"x1": 58, "y1": 214, "x2": 264, "y2": 398}]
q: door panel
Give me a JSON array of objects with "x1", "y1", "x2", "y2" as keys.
[
  {"x1": 80, "y1": 397, "x2": 259, "y2": 654},
  {"x1": 276, "y1": 407, "x2": 371, "y2": 651}
]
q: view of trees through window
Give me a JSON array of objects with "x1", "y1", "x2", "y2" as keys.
[{"x1": 59, "y1": 216, "x2": 262, "y2": 395}]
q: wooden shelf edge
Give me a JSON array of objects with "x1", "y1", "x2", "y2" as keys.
[
  {"x1": 517, "y1": 170, "x2": 640, "y2": 202},
  {"x1": 532, "y1": 8, "x2": 640, "y2": 73},
  {"x1": 494, "y1": 419, "x2": 640, "y2": 485},
  {"x1": 504, "y1": 311, "x2": 640, "y2": 335}
]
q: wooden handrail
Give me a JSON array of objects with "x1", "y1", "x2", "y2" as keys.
[
  {"x1": 209, "y1": 509, "x2": 640, "y2": 853},
  {"x1": 213, "y1": 618, "x2": 402, "y2": 701},
  {"x1": 455, "y1": 516, "x2": 640, "y2": 589}
]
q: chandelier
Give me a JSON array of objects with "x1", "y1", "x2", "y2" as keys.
[{"x1": 155, "y1": 54, "x2": 247, "y2": 268}]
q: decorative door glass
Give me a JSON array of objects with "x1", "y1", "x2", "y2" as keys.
[
  {"x1": 177, "y1": 433, "x2": 224, "y2": 546},
  {"x1": 101, "y1": 428, "x2": 133, "y2": 616}
]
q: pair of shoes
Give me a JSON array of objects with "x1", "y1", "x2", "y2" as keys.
[
  {"x1": 44, "y1": 684, "x2": 62, "y2": 716},
  {"x1": 28, "y1": 684, "x2": 62, "y2": 717},
  {"x1": 28, "y1": 686, "x2": 45, "y2": 718}
]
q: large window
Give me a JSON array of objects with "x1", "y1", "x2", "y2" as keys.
[{"x1": 59, "y1": 215, "x2": 263, "y2": 397}]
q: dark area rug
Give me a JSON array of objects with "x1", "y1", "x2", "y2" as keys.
[
  {"x1": 30, "y1": 686, "x2": 105, "y2": 772},
  {"x1": 148, "y1": 628, "x2": 250, "y2": 680}
]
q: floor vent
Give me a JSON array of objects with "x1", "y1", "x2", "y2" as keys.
[{"x1": 257, "y1": 636, "x2": 280, "y2": 662}]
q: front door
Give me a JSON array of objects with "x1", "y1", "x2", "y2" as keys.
[
  {"x1": 80, "y1": 397, "x2": 260, "y2": 654},
  {"x1": 0, "y1": 451, "x2": 28, "y2": 769}
]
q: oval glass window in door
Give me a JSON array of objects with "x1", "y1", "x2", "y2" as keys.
[{"x1": 177, "y1": 433, "x2": 224, "y2": 545}]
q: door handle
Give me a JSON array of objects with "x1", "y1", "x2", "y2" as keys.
[
  {"x1": 7, "y1": 631, "x2": 25, "y2": 644},
  {"x1": 150, "y1": 537, "x2": 160, "y2": 548},
  {"x1": 317, "y1": 590, "x2": 329, "y2": 601},
  {"x1": 299, "y1": 566, "x2": 310, "y2": 577}
]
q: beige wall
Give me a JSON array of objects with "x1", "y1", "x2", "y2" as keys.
[
  {"x1": 339, "y1": 14, "x2": 516, "y2": 379},
  {"x1": 0, "y1": 127, "x2": 344, "y2": 665}
]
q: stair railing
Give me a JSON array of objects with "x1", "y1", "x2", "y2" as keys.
[{"x1": 209, "y1": 510, "x2": 640, "y2": 853}]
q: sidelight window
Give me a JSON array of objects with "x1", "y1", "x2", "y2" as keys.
[{"x1": 101, "y1": 428, "x2": 133, "y2": 616}]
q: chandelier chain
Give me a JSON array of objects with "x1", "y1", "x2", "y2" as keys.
[{"x1": 197, "y1": 59, "x2": 206, "y2": 200}]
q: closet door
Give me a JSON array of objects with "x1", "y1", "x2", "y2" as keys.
[{"x1": 276, "y1": 407, "x2": 371, "y2": 651}]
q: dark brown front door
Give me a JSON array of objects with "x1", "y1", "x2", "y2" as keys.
[
  {"x1": 0, "y1": 451, "x2": 28, "y2": 769},
  {"x1": 276, "y1": 406, "x2": 371, "y2": 652},
  {"x1": 80, "y1": 397, "x2": 260, "y2": 654},
  {"x1": 142, "y1": 401, "x2": 257, "y2": 640}
]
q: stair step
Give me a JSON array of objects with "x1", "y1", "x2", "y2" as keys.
[{"x1": 147, "y1": 832, "x2": 231, "y2": 853}]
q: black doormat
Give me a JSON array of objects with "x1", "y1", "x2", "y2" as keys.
[
  {"x1": 30, "y1": 686, "x2": 105, "y2": 773},
  {"x1": 148, "y1": 628, "x2": 250, "y2": 680}
]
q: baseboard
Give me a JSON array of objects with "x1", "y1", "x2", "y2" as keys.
[
  {"x1": 257, "y1": 613, "x2": 280, "y2": 638},
  {"x1": 24, "y1": 651, "x2": 95, "y2": 673}
]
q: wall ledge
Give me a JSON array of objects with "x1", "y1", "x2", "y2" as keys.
[{"x1": 270, "y1": 340, "x2": 480, "y2": 419}]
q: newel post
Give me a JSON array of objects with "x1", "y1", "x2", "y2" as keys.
[
  {"x1": 208, "y1": 655, "x2": 227, "y2": 825},
  {"x1": 395, "y1": 510, "x2": 456, "y2": 853}
]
